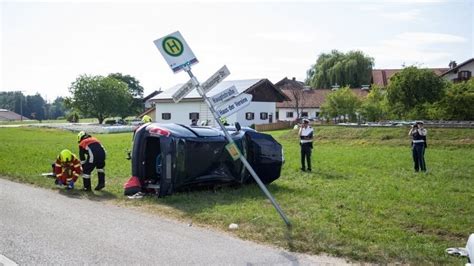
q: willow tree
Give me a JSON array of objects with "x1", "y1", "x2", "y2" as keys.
[{"x1": 306, "y1": 50, "x2": 374, "y2": 89}]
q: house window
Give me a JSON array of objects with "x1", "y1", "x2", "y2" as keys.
[
  {"x1": 459, "y1": 71, "x2": 472, "y2": 79},
  {"x1": 286, "y1": 112, "x2": 293, "y2": 118},
  {"x1": 245, "y1": 112, "x2": 254, "y2": 120},
  {"x1": 162, "y1": 113, "x2": 171, "y2": 120},
  {"x1": 189, "y1": 112, "x2": 199, "y2": 120},
  {"x1": 276, "y1": 111, "x2": 279, "y2": 119},
  {"x1": 315, "y1": 112, "x2": 320, "y2": 117},
  {"x1": 301, "y1": 112, "x2": 308, "y2": 117},
  {"x1": 260, "y1": 112, "x2": 268, "y2": 120}
]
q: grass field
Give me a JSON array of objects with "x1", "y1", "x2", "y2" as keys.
[{"x1": 0, "y1": 125, "x2": 472, "y2": 264}]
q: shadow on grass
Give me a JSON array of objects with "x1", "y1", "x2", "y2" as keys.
[
  {"x1": 156, "y1": 182, "x2": 296, "y2": 213},
  {"x1": 57, "y1": 188, "x2": 117, "y2": 201}
]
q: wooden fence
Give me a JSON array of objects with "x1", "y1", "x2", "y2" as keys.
[{"x1": 255, "y1": 121, "x2": 295, "y2": 131}]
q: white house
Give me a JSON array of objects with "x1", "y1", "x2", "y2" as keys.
[
  {"x1": 441, "y1": 58, "x2": 474, "y2": 82},
  {"x1": 149, "y1": 79, "x2": 288, "y2": 127}
]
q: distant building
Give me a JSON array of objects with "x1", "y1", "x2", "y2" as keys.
[
  {"x1": 0, "y1": 109, "x2": 26, "y2": 121},
  {"x1": 143, "y1": 90, "x2": 162, "y2": 109},
  {"x1": 371, "y1": 68, "x2": 448, "y2": 87},
  {"x1": 441, "y1": 58, "x2": 474, "y2": 83},
  {"x1": 148, "y1": 79, "x2": 288, "y2": 127},
  {"x1": 275, "y1": 88, "x2": 368, "y2": 121}
]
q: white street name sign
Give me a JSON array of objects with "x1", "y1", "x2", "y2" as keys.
[
  {"x1": 201, "y1": 65, "x2": 230, "y2": 94},
  {"x1": 210, "y1": 86, "x2": 238, "y2": 106},
  {"x1": 172, "y1": 79, "x2": 195, "y2": 103},
  {"x1": 154, "y1": 31, "x2": 198, "y2": 73},
  {"x1": 216, "y1": 94, "x2": 252, "y2": 118}
]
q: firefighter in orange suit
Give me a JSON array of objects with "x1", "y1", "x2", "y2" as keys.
[
  {"x1": 54, "y1": 149, "x2": 82, "y2": 189},
  {"x1": 78, "y1": 131, "x2": 107, "y2": 191}
]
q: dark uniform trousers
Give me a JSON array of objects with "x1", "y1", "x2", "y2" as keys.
[
  {"x1": 412, "y1": 143, "x2": 426, "y2": 172},
  {"x1": 301, "y1": 142, "x2": 312, "y2": 170}
]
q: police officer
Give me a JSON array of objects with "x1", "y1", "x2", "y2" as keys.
[
  {"x1": 408, "y1": 121, "x2": 427, "y2": 172},
  {"x1": 77, "y1": 131, "x2": 107, "y2": 191},
  {"x1": 299, "y1": 119, "x2": 314, "y2": 171}
]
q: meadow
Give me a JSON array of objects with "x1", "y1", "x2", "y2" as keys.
[{"x1": 0, "y1": 125, "x2": 472, "y2": 264}]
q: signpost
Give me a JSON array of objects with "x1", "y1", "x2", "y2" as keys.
[
  {"x1": 210, "y1": 85, "x2": 238, "y2": 106},
  {"x1": 201, "y1": 65, "x2": 230, "y2": 94},
  {"x1": 154, "y1": 31, "x2": 199, "y2": 73},
  {"x1": 215, "y1": 93, "x2": 252, "y2": 118},
  {"x1": 172, "y1": 79, "x2": 194, "y2": 103},
  {"x1": 154, "y1": 31, "x2": 291, "y2": 228}
]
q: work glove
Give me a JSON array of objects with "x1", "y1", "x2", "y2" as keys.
[{"x1": 67, "y1": 181, "x2": 75, "y2": 189}]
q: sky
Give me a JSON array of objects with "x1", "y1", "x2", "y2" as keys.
[{"x1": 1, "y1": 0, "x2": 473, "y2": 101}]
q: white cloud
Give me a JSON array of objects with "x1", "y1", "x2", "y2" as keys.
[
  {"x1": 381, "y1": 32, "x2": 467, "y2": 47},
  {"x1": 359, "y1": 31, "x2": 466, "y2": 67},
  {"x1": 379, "y1": 9, "x2": 422, "y2": 21}
]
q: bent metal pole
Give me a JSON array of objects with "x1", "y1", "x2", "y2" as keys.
[{"x1": 183, "y1": 65, "x2": 291, "y2": 228}]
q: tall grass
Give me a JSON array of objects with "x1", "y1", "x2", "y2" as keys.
[{"x1": 0, "y1": 126, "x2": 472, "y2": 264}]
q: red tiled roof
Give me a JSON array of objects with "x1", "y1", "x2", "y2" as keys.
[
  {"x1": 0, "y1": 109, "x2": 25, "y2": 121},
  {"x1": 372, "y1": 68, "x2": 449, "y2": 87},
  {"x1": 274, "y1": 77, "x2": 306, "y2": 90},
  {"x1": 276, "y1": 89, "x2": 369, "y2": 108}
]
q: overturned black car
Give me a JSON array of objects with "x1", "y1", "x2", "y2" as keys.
[{"x1": 124, "y1": 123, "x2": 284, "y2": 197}]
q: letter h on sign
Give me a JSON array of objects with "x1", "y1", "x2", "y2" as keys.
[{"x1": 167, "y1": 40, "x2": 180, "y2": 54}]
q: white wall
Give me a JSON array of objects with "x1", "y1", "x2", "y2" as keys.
[
  {"x1": 155, "y1": 102, "x2": 202, "y2": 125},
  {"x1": 155, "y1": 99, "x2": 276, "y2": 127},
  {"x1": 235, "y1": 101, "x2": 276, "y2": 127},
  {"x1": 444, "y1": 61, "x2": 474, "y2": 81},
  {"x1": 276, "y1": 107, "x2": 321, "y2": 121}
]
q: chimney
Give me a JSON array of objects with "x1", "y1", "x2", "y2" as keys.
[{"x1": 292, "y1": 77, "x2": 296, "y2": 81}]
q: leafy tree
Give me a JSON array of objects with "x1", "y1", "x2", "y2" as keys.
[
  {"x1": 50, "y1": 97, "x2": 68, "y2": 119},
  {"x1": 108, "y1": 73, "x2": 144, "y2": 98},
  {"x1": 359, "y1": 85, "x2": 389, "y2": 122},
  {"x1": 386, "y1": 66, "x2": 446, "y2": 119},
  {"x1": 306, "y1": 50, "x2": 374, "y2": 88},
  {"x1": 0, "y1": 91, "x2": 27, "y2": 118},
  {"x1": 438, "y1": 79, "x2": 474, "y2": 120},
  {"x1": 321, "y1": 87, "x2": 361, "y2": 122},
  {"x1": 25, "y1": 94, "x2": 46, "y2": 121},
  {"x1": 66, "y1": 111, "x2": 80, "y2": 123},
  {"x1": 67, "y1": 75, "x2": 132, "y2": 124},
  {"x1": 108, "y1": 73, "x2": 144, "y2": 116}
]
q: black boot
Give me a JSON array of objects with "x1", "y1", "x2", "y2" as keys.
[
  {"x1": 95, "y1": 173, "x2": 105, "y2": 191},
  {"x1": 83, "y1": 178, "x2": 92, "y2": 191}
]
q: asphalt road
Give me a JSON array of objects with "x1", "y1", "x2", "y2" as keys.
[{"x1": 0, "y1": 178, "x2": 348, "y2": 265}]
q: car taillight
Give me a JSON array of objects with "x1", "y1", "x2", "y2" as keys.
[{"x1": 148, "y1": 126, "x2": 171, "y2": 137}]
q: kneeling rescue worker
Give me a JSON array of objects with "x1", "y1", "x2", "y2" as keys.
[
  {"x1": 77, "y1": 131, "x2": 107, "y2": 191},
  {"x1": 54, "y1": 149, "x2": 82, "y2": 190}
]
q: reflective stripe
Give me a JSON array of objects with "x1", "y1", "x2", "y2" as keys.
[
  {"x1": 97, "y1": 168, "x2": 105, "y2": 173},
  {"x1": 80, "y1": 161, "x2": 86, "y2": 165},
  {"x1": 413, "y1": 140, "x2": 425, "y2": 143},
  {"x1": 87, "y1": 148, "x2": 94, "y2": 163},
  {"x1": 82, "y1": 174, "x2": 91, "y2": 179}
]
